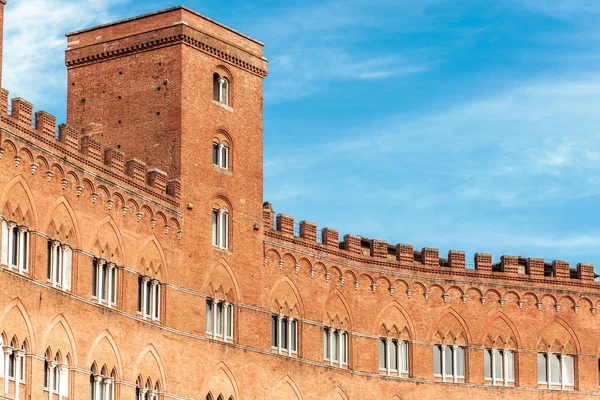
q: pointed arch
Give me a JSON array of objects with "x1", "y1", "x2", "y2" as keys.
[
  {"x1": 40, "y1": 314, "x2": 79, "y2": 365},
  {"x1": 133, "y1": 234, "x2": 169, "y2": 281},
  {"x1": 536, "y1": 316, "x2": 581, "y2": 354},
  {"x1": 43, "y1": 196, "x2": 82, "y2": 248},
  {"x1": 204, "y1": 258, "x2": 241, "y2": 303},
  {"x1": 268, "y1": 276, "x2": 305, "y2": 318},
  {"x1": 135, "y1": 344, "x2": 167, "y2": 391},
  {"x1": 0, "y1": 174, "x2": 39, "y2": 228},
  {"x1": 0, "y1": 298, "x2": 36, "y2": 353},
  {"x1": 323, "y1": 290, "x2": 353, "y2": 330},
  {"x1": 373, "y1": 301, "x2": 416, "y2": 340},
  {"x1": 428, "y1": 307, "x2": 472, "y2": 344},
  {"x1": 87, "y1": 215, "x2": 127, "y2": 265},
  {"x1": 200, "y1": 361, "x2": 240, "y2": 400},
  {"x1": 272, "y1": 375, "x2": 303, "y2": 400},
  {"x1": 86, "y1": 330, "x2": 123, "y2": 378},
  {"x1": 326, "y1": 387, "x2": 349, "y2": 400},
  {"x1": 478, "y1": 311, "x2": 522, "y2": 349}
]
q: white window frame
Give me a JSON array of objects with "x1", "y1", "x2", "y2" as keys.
[
  {"x1": 47, "y1": 240, "x2": 73, "y2": 291},
  {"x1": 271, "y1": 314, "x2": 298, "y2": 356},
  {"x1": 1, "y1": 220, "x2": 29, "y2": 274},
  {"x1": 538, "y1": 352, "x2": 575, "y2": 390},
  {"x1": 484, "y1": 348, "x2": 515, "y2": 386},
  {"x1": 213, "y1": 142, "x2": 229, "y2": 170},
  {"x1": 433, "y1": 344, "x2": 466, "y2": 382},
  {"x1": 212, "y1": 209, "x2": 229, "y2": 249},
  {"x1": 379, "y1": 337, "x2": 409, "y2": 376},
  {"x1": 323, "y1": 327, "x2": 348, "y2": 367},
  {"x1": 137, "y1": 276, "x2": 160, "y2": 321},
  {"x1": 93, "y1": 259, "x2": 117, "y2": 307},
  {"x1": 206, "y1": 298, "x2": 234, "y2": 342}
]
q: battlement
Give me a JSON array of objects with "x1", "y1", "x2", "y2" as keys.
[
  {"x1": 263, "y1": 202, "x2": 598, "y2": 287},
  {"x1": 0, "y1": 89, "x2": 183, "y2": 234}
]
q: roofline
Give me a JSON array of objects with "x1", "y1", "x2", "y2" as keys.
[{"x1": 65, "y1": 5, "x2": 264, "y2": 46}]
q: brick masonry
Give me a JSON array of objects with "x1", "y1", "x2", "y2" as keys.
[{"x1": 0, "y1": 3, "x2": 600, "y2": 400}]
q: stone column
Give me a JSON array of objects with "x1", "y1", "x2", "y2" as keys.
[
  {"x1": 14, "y1": 348, "x2": 24, "y2": 399},
  {"x1": 17, "y1": 226, "x2": 27, "y2": 274},
  {"x1": 213, "y1": 300, "x2": 220, "y2": 339},
  {"x1": 491, "y1": 348, "x2": 496, "y2": 386},
  {"x1": 106, "y1": 263, "x2": 115, "y2": 308},
  {"x1": 48, "y1": 360, "x2": 57, "y2": 400},
  {"x1": 7, "y1": 222, "x2": 15, "y2": 270},
  {"x1": 287, "y1": 317, "x2": 294, "y2": 356},
  {"x1": 103, "y1": 376, "x2": 113, "y2": 400},
  {"x1": 93, "y1": 374, "x2": 102, "y2": 400},
  {"x1": 386, "y1": 338, "x2": 391, "y2": 376},
  {"x1": 97, "y1": 259, "x2": 106, "y2": 304},
  {"x1": 560, "y1": 354, "x2": 566, "y2": 390},
  {"x1": 141, "y1": 276, "x2": 150, "y2": 318},
  {"x1": 50, "y1": 241, "x2": 60, "y2": 286},
  {"x1": 58, "y1": 363, "x2": 68, "y2": 400},
  {"x1": 503, "y1": 350, "x2": 509, "y2": 386},
  {"x1": 441, "y1": 345, "x2": 447, "y2": 383},
  {"x1": 329, "y1": 329, "x2": 334, "y2": 367},
  {"x1": 338, "y1": 330, "x2": 344, "y2": 368},
  {"x1": 277, "y1": 315, "x2": 283, "y2": 354},
  {"x1": 452, "y1": 345, "x2": 458, "y2": 383},
  {"x1": 150, "y1": 280, "x2": 159, "y2": 320},
  {"x1": 546, "y1": 353, "x2": 552, "y2": 390},
  {"x1": 4, "y1": 346, "x2": 12, "y2": 394},
  {"x1": 223, "y1": 301, "x2": 230, "y2": 343}
]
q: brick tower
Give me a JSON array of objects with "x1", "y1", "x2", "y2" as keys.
[{"x1": 65, "y1": 7, "x2": 268, "y2": 333}]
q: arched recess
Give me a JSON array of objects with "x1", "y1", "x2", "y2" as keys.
[
  {"x1": 0, "y1": 298, "x2": 35, "y2": 353},
  {"x1": 478, "y1": 311, "x2": 521, "y2": 349},
  {"x1": 536, "y1": 316, "x2": 581, "y2": 354},
  {"x1": 429, "y1": 308, "x2": 472, "y2": 345},
  {"x1": 373, "y1": 301, "x2": 415, "y2": 340},
  {"x1": 205, "y1": 259, "x2": 241, "y2": 303},
  {"x1": 88, "y1": 215, "x2": 127, "y2": 265},
  {"x1": 40, "y1": 314, "x2": 78, "y2": 365},
  {"x1": 86, "y1": 330, "x2": 123, "y2": 379},
  {"x1": 0, "y1": 174, "x2": 39, "y2": 228},
  {"x1": 272, "y1": 376, "x2": 303, "y2": 400},
  {"x1": 42, "y1": 196, "x2": 82, "y2": 248},
  {"x1": 323, "y1": 290, "x2": 353, "y2": 330},
  {"x1": 200, "y1": 361, "x2": 240, "y2": 400},
  {"x1": 268, "y1": 276, "x2": 305, "y2": 318},
  {"x1": 326, "y1": 387, "x2": 350, "y2": 400},
  {"x1": 134, "y1": 234, "x2": 169, "y2": 281},
  {"x1": 135, "y1": 344, "x2": 167, "y2": 391}
]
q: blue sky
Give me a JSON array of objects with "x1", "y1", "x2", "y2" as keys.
[{"x1": 4, "y1": 0, "x2": 600, "y2": 270}]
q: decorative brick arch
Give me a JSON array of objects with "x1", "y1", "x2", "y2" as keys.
[
  {"x1": 42, "y1": 195, "x2": 82, "y2": 248},
  {"x1": 535, "y1": 316, "x2": 581, "y2": 354},
  {"x1": 205, "y1": 258, "x2": 241, "y2": 303},
  {"x1": 135, "y1": 344, "x2": 167, "y2": 392},
  {"x1": 373, "y1": 301, "x2": 416, "y2": 340},
  {"x1": 326, "y1": 387, "x2": 349, "y2": 400},
  {"x1": 40, "y1": 313, "x2": 78, "y2": 366},
  {"x1": 134, "y1": 234, "x2": 169, "y2": 281},
  {"x1": 268, "y1": 275, "x2": 305, "y2": 318},
  {"x1": 478, "y1": 311, "x2": 522, "y2": 349},
  {"x1": 200, "y1": 361, "x2": 240, "y2": 400},
  {"x1": 272, "y1": 375, "x2": 303, "y2": 400},
  {"x1": 323, "y1": 290, "x2": 353, "y2": 330},
  {"x1": 0, "y1": 174, "x2": 39, "y2": 228},
  {"x1": 86, "y1": 329, "x2": 123, "y2": 379},
  {"x1": 428, "y1": 307, "x2": 472, "y2": 345},
  {"x1": 87, "y1": 215, "x2": 127, "y2": 265},
  {"x1": 0, "y1": 297, "x2": 36, "y2": 353}
]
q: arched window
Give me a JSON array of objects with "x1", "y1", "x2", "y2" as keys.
[
  {"x1": 213, "y1": 73, "x2": 229, "y2": 106},
  {"x1": 323, "y1": 327, "x2": 348, "y2": 367},
  {"x1": 206, "y1": 298, "x2": 233, "y2": 341},
  {"x1": 137, "y1": 275, "x2": 161, "y2": 321},
  {"x1": 92, "y1": 258, "x2": 118, "y2": 307},
  {"x1": 271, "y1": 314, "x2": 298, "y2": 356},
  {"x1": 1, "y1": 220, "x2": 29, "y2": 274},
  {"x1": 212, "y1": 140, "x2": 229, "y2": 170},
  {"x1": 47, "y1": 239, "x2": 72, "y2": 290},
  {"x1": 89, "y1": 363, "x2": 115, "y2": 400}
]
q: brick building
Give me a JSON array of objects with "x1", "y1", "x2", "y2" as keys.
[{"x1": 0, "y1": 2, "x2": 599, "y2": 399}]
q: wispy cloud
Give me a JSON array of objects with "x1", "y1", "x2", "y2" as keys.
[{"x1": 2, "y1": 0, "x2": 127, "y2": 115}]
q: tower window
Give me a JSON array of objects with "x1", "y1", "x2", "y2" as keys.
[
  {"x1": 212, "y1": 209, "x2": 229, "y2": 249},
  {"x1": 213, "y1": 73, "x2": 230, "y2": 106},
  {"x1": 1, "y1": 220, "x2": 30, "y2": 274},
  {"x1": 212, "y1": 141, "x2": 229, "y2": 169}
]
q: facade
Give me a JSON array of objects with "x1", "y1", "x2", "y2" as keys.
[{"x1": 0, "y1": 2, "x2": 600, "y2": 399}]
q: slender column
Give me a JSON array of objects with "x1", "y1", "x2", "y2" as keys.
[
  {"x1": 140, "y1": 388, "x2": 147, "y2": 400},
  {"x1": 93, "y1": 375, "x2": 102, "y2": 400},
  {"x1": 150, "y1": 389, "x2": 157, "y2": 400},
  {"x1": 50, "y1": 241, "x2": 60, "y2": 286},
  {"x1": 277, "y1": 315, "x2": 283, "y2": 354},
  {"x1": 150, "y1": 280, "x2": 159, "y2": 320},
  {"x1": 61, "y1": 244, "x2": 71, "y2": 290},
  {"x1": 338, "y1": 330, "x2": 344, "y2": 368},
  {"x1": 58, "y1": 364, "x2": 67, "y2": 400},
  {"x1": 17, "y1": 226, "x2": 26, "y2": 274},
  {"x1": 329, "y1": 329, "x2": 334, "y2": 366},
  {"x1": 48, "y1": 361, "x2": 58, "y2": 400},
  {"x1": 106, "y1": 264, "x2": 115, "y2": 308},
  {"x1": 287, "y1": 317, "x2": 293, "y2": 356},
  {"x1": 397, "y1": 340, "x2": 402, "y2": 377},
  {"x1": 491, "y1": 348, "x2": 496, "y2": 386},
  {"x1": 560, "y1": 354, "x2": 565, "y2": 390},
  {"x1": 452, "y1": 345, "x2": 458, "y2": 383},
  {"x1": 103, "y1": 377, "x2": 112, "y2": 400},
  {"x1": 441, "y1": 345, "x2": 446, "y2": 383},
  {"x1": 503, "y1": 350, "x2": 509, "y2": 386},
  {"x1": 97, "y1": 259, "x2": 106, "y2": 304},
  {"x1": 386, "y1": 338, "x2": 391, "y2": 376},
  {"x1": 14, "y1": 349, "x2": 23, "y2": 400},
  {"x1": 141, "y1": 276, "x2": 150, "y2": 318},
  {"x1": 223, "y1": 301, "x2": 230, "y2": 342},
  {"x1": 213, "y1": 300, "x2": 220, "y2": 339},
  {"x1": 7, "y1": 222, "x2": 15, "y2": 270},
  {"x1": 546, "y1": 352, "x2": 552, "y2": 390},
  {"x1": 3, "y1": 347, "x2": 12, "y2": 395}
]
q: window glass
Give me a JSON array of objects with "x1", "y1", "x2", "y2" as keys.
[
  {"x1": 226, "y1": 304, "x2": 233, "y2": 338},
  {"x1": 92, "y1": 260, "x2": 98, "y2": 297},
  {"x1": 145, "y1": 282, "x2": 151, "y2": 315},
  {"x1": 47, "y1": 241, "x2": 52, "y2": 280},
  {"x1": 495, "y1": 350, "x2": 504, "y2": 380},
  {"x1": 137, "y1": 277, "x2": 142, "y2": 312},
  {"x1": 506, "y1": 350, "x2": 515, "y2": 381},
  {"x1": 341, "y1": 332, "x2": 348, "y2": 364},
  {"x1": 332, "y1": 331, "x2": 339, "y2": 362},
  {"x1": 444, "y1": 346, "x2": 453, "y2": 377},
  {"x1": 206, "y1": 300, "x2": 213, "y2": 333},
  {"x1": 271, "y1": 316, "x2": 277, "y2": 347},
  {"x1": 220, "y1": 212, "x2": 228, "y2": 249},
  {"x1": 216, "y1": 302, "x2": 223, "y2": 335},
  {"x1": 280, "y1": 317, "x2": 288, "y2": 350},
  {"x1": 400, "y1": 341, "x2": 409, "y2": 373},
  {"x1": 550, "y1": 354, "x2": 561, "y2": 384},
  {"x1": 564, "y1": 355, "x2": 574, "y2": 386},
  {"x1": 378, "y1": 339, "x2": 386, "y2": 370},
  {"x1": 390, "y1": 340, "x2": 398, "y2": 371},
  {"x1": 212, "y1": 143, "x2": 219, "y2": 165},
  {"x1": 324, "y1": 328, "x2": 329, "y2": 360},
  {"x1": 433, "y1": 345, "x2": 441, "y2": 375},
  {"x1": 220, "y1": 145, "x2": 229, "y2": 169},
  {"x1": 538, "y1": 353, "x2": 547, "y2": 383},
  {"x1": 484, "y1": 349, "x2": 492, "y2": 379},
  {"x1": 212, "y1": 210, "x2": 218, "y2": 247},
  {"x1": 456, "y1": 347, "x2": 465, "y2": 377},
  {"x1": 291, "y1": 320, "x2": 297, "y2": 352}
]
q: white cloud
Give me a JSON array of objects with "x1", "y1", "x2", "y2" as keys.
[{"x1": 2, "y1": 0, "x2": 127, "y2": 114}]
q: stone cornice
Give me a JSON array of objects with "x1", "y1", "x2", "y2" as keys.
[{"x1": 66, "y1": 25, "x2": 268, "y2": 78}]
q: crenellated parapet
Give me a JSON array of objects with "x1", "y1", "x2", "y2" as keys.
[
  {"x1": 263, "y1": 203, "x2": 598, "y2": 289},
  {"x1": 0, "y1": 90, "x2": 184, "y2": 237}
]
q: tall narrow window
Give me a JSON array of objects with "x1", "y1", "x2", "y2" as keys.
[
  {"x1": 271, "y1": 314, "x2": 297, "y2": 355},
  {"x1": 323, "y1": 327, "x2": 348, "y2": 367},
  {"x1": 434, "y1": 345, "x2": 466, "y2": 381},
  {"x1": 213, "y1": 142, "x2": 230, "y2": 170},
  {"x1": 93, "y1": 259, "x2": 117, "y2": 307},
  {"x1": 213, "y1": 73, "x2": 230, "y2": 106},
  {"x1": 206, "y1": 298, "x2": 234, "y2": 341},
  {"x1": 538, "y1": 352, "x2": 575, "y2": 389},
  {"x1": 137, "y1": 276, "x2": 161, "y2": 321},
  {"x1": 212, "y1": 209, "x2": 229, "y2": 249},
  {"x1": 47, "y1": 240, "x2": 72, "y2": 290},
  {"x1": 1, "y1": 221, "x2": 29, "y2": 273}
]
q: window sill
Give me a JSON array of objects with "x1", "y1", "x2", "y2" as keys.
[
  {"x1": 212, "y1": 100, "x2": 233, "y2": 112},
  {"x1": 212, "y1": 165, "x2": 233, "y2": 175},
  {"x1": 212, "y1": 246, "x2": 232, "y2": 255}
]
